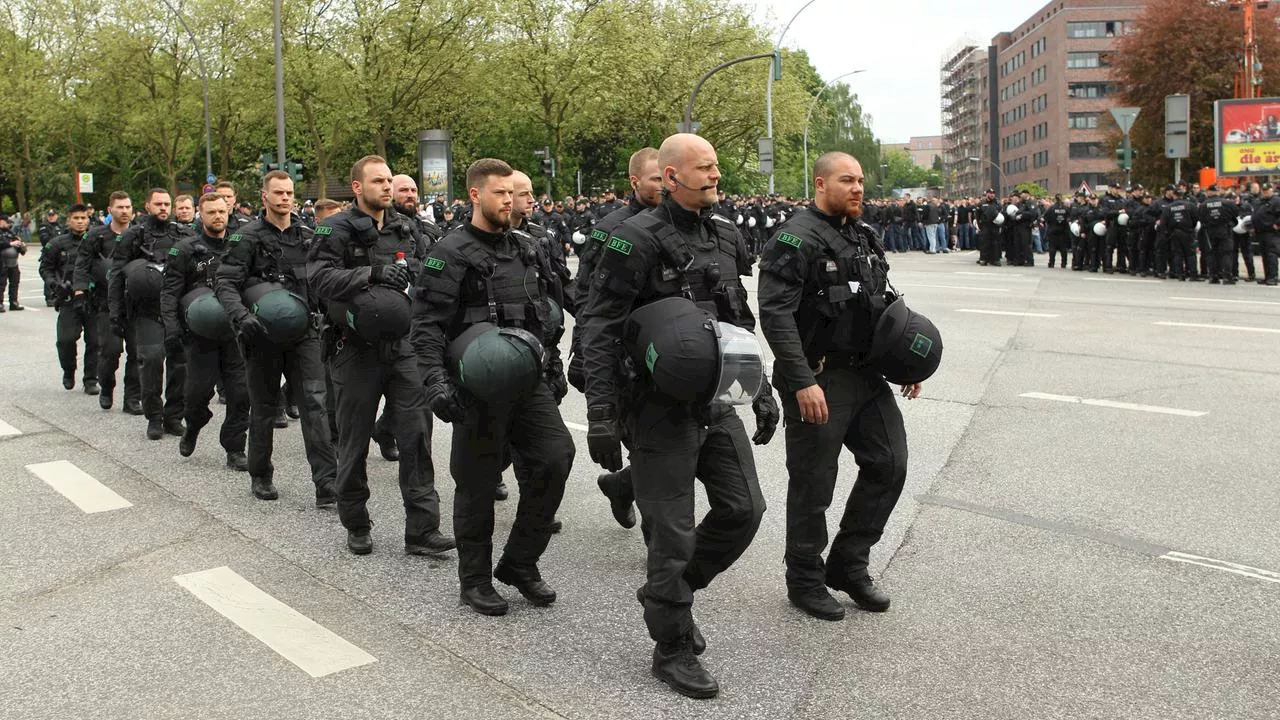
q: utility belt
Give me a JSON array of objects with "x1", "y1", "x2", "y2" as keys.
[{"x1": 807, "y1": 350, "x2": 865, "y2": 377}]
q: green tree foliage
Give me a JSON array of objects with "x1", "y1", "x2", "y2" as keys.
[
  {"x1": 1111, "y1": 0, "x2": 1280, "y2": 187},
  {"x1": 879, "y1": 148, "x2": 941, "y2": 194},
  {"x1": 1014, "y1": 182, "x2": 1048, "y2": 198},
  {"x1": 0, "y1": 0, "x2": 881, "y2": 211}
]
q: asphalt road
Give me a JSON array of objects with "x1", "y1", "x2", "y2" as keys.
[{"x1": 1, "y1": 249, "x2": 1277, "y2": 719}]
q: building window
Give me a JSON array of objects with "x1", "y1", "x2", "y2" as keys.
[
  {"x1": 1067, "y1": 21, "x2": 1127, "y2": 38},
  {"x1": 1068, "y1": 112, "x2": 1099, "y2": 129},
  {"x1": 1067, "y1": 82, "x2": 1114, "y2": 99},
  {"x1": 1032, "y1": 66, "x2": 1046, "y2": 86},
  {"x1": 1067, "y1": 52, "x2": 1099, "y2": 69},
  {"x1": 1033, "y1": 151, "x2": 1049, "y2": 169},
  {"x1": 1069, "y1": 142, "x2": 1106, "y2": 159},
  {"x1": 1032, "y1": 94, "x2": 1048, "y2": 113}
]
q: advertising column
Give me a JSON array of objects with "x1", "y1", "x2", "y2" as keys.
[{"x1": 417, "y1": 129, "x2": 453, "y2": 204}]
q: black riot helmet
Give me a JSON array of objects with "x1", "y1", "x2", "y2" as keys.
[
  {"x1": 180, "y1": 286, "x2": 234, "y2": 341},
  {"x1": 328, "y1": 285, "x2": 411, "y2": 343},
  {"x1": 866, "y1": 297, "x2": 943, "y2": 385},
  {"x1": 122, "y1": 258, "x2": 164, "y2": 304},
  {"x1": 446, "y1": 323, "x2": 546, "y2": 401},
  {"x1": 623, "y1": 296, "x2": 764, "y2": 406},
  {"x1": 242, "y1": 281, "x2": 310, "y2": 346}
]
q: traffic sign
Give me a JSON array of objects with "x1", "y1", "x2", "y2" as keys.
[
  {"x1": 1110, "y1": 107, "x2": 1141, "y2": 135},
  {"x1": 1078, "y1": 180, "x2": 1092, "y2": 196},
  {"x1": 1164, "y1": 94, "x2": 1190, "y2": 159},
  {"x1": 758, "y1": 137, "x2": 774, "y2": 175},
  {"x1": 206, "y1": 173, "x2": 217, "y2": 184},
  {"x1": 78, "y1": 173, "x2": 94, "y2": 194}
]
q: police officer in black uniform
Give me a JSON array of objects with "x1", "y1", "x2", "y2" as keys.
[
  {"x1": 1197, "y1": 185, "x2": 1237, "y2": 284},
  {"x1": 161, "y1": 192, "x2": 250, "y2": 471},
  {"x1": 579, "y1": 135, "x2": 776, "y2": 699},
  {"x1": 572, "y1": 147, "x2": 662, "y2": 527},
  {"x1": 412, "y1": 158, "x2": 573, "y2": 617},
  {"x1": 214, "y1": 170, "x2": 338, "y2": 502},
  {"x1": 1044, "y1": 195, "x2": 1071, "y2": 269},
  {"x1": 1254, "y1": 183, "x2": 1280, "y2": 286},
  {"x1": 0, "y1": 215, "x2": 27, "y2": 311},
  {"x1": 1160, "y1": 187, "x2": 1200, "y2": 281},
  {"x1": 309, "y1": 155, "x2": 453, "y2": 557},
  {"x1": 758, "y1": 151, "x2": 914, "y2": 624},
  {"x1": 109, "y1": 188, "x2": 194, "y2": 440},
  {"x1": 73, "y1": 192, "x2": 142, "y2": 413},
  {"x1": 976, "y1": 189, "x2": 1002, "y2": 266},
  {"x1": 39, "y1": 203, "x2": 99, "y2": 392}
]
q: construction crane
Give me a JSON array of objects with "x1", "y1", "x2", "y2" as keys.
[{"x1": 1228, "y1": 0, "x2": 1269, "y2": 98}]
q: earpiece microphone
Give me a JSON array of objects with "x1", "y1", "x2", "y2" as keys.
[{"x1": 669, "y1": 173, "x2": 716, "y2": 192}]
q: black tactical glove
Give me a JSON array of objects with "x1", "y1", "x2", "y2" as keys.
[
  {"x1": 425, "y1": 379, "x2": 465, "y2": 423},
  {"x1": 586, "y1": 404, "x2": 624, "y2": 471},
  {"x1": 752, "y1": 381, "x2": 780, "y2": 445},
  {"x1": 370, "y1": 263, "x2": 410, "y2": 289},
  {"x1": 237, "y1": 314, "x2": 270, "y2": 344},
  {"x1": 566, "y1": 351, "x2": 586, "y2": 393},
  {"x1": 109, "y1": 316, "x2": 127, "y2": 338},
  {"x1": 546, "y1": 367, "x2": 569, "y2": 404}
]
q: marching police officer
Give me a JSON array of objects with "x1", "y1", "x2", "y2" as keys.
[
  {"x1": 73, "y1": 192, "x2": 142, "y2": 413},
  {"x1": 214, "y1": 170, "x2": 338, "y2": 502},
  {"x1": 309, "y1": 155, "x2": 454, "y2": 557},
  {"x1": 572, "y1": 147, "x2": 662, "y2": 527},
  {"x1": 39, "y1": 203, "x2": 98, "y2": 393},
  {"x1": 109, "y1": 188, "x2": 194, "y2": 440},
  {"x1": 161, "y1": 192, "x2": 250, "y2": 471},
  {"x1": 411, "y1": 158, "x2": 573, "y2": 617},
  {"x1": 758, "y1": 151, "x2": 923, "y2": 624},
  {"x1": 579, "y1": 135, "x2": 777, "y2": 699}
]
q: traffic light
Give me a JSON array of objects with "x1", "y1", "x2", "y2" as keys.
[
  {"x1": 540, "y1": 157, "x2": 554, "y2": 176},
  {"x1": 1115, "y1": 142, "x2": 1132, "y2": 171},
  {"x1": 285, "y1": 161, "x2": 304, "y2": 183},
  {"x1": 772, "y1": 50, "x2": 782, "y2": 81},
  {"x1": 259, "y1": 153, "x2": 281, "y2": 175}
]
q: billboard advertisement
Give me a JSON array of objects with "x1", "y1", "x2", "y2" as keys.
[{"x1": 1215, "y1": 97, "x2": 1280, "y2": 176}]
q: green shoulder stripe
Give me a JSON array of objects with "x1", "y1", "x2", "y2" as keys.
[
  {"x1": 590, "y1": 228, "x2": 609, "y2": 243},
  {"x1": 229, "y1": 234, "x2": 242, "y2": 243},
  {"x1": 315, "y1": 225, "x2": 333, "y2": 236},
  {"x1": 168, "y1": 247, "x2": 180, "y2": 256},
  {"x1": 425, "y1": 257, "x2": 446, "y2": 272},
  {"x1": 777, "y1": 232, "x2": 802, "y2": 248}
]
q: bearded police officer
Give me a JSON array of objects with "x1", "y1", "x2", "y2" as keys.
[
  {"x1": 161, "y1": 192, "x2": 250, "y2": 471},
  {"x1": 411, "y1": 158, "x2": 573, "y2": 617},
  {"x1": 759, "y1": 152, "x2": 938, "y2": 622},
  {"x1": 214, "y1": 170, "x2": 338, "y2": 503},
  {"x1": 109, "y1": 188, "x2": 194, "y2": 440},
  {"x1": 579, "y1": 134, "x2": 777, "y2": 699},
  {"x1": 39, "y1": 204, "x2": 99, "y2": 393},
  {"x1": 74, "y1": 192, "x2": 142, "y2": 413},
  {"x1": 309, "y1": 155, "x2": 454, "y2": 557},
  {"x1": 573, "y1": 147, "x2": 662, "y2": 528}
]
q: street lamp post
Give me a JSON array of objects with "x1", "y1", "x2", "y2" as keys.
[
  {"x1": 765, "y1": 0, "x2": 819, "y2": 194},
  {"x1": 969, "y1": 156, "x2": 1007, "y2": 196},
  {"x1": 683, "y1": 53, "x2": 779, "y2": 131},
  {"x1": 802, "y1": 69, "x2": 865, "y2": 199},
  {"x1": 158, "y1": 0, "x2": 212, "y2": 182}
]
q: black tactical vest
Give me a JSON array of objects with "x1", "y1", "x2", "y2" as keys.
[
  {"x1": 456, "y1": 229, "x2": 550, "y2": 335},
  {"x1": 249, "y1": 223, "x2": 315, "y2": 305},
  {"x1": 632, "y1": 212, "x2": 752, "y2": 325}
]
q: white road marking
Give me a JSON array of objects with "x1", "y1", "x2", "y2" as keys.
[
  {"x1": 25, "y1": 460, "x2": 132, "y2": 513},
  {"x1": 1154, "y1": 321, "x2": 1280, "y2": 334},
  {"x1": 564, "y1": 421, "x2": 588, "y2": 432},
  {"x1": 901, "y1": 283, "x2": 1012, "y2": 293},
  {"x1": 954, "y1": 271, "x2": 1026, "y2": 278},
  {"x1": 1167, "y1": 296, "x2": 1280, "y2": 307},
  {"x1": 1080, "y1": 276, "x2": 1162, "y2": 284},
  {"x1": 0, "y1": 418, "x2": 20, "y2": 437},
  {"x1": 1160, "y1": 552, "x2": 1280, "y2": 585},
  {"x1": 1019, "y1": 392, "x2": 1207, "y2": 418},
  {"x1": 174, "y1": 566, "x2": 377, "y2": 678},
  {"x1": 956, "y1": 309, "x2": 1059, "y2": 318}
]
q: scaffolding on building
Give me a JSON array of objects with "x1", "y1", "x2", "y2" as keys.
[{"x1": 941, "y1": 39, "x2": 987, "y2": 198}]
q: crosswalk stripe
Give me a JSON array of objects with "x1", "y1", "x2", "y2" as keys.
[
  {"x1": 25, "y1": 460, "x2": 132, "y2": 513},
  {"x1": 0, "y1": 418, "x2": 20, "y2": 438}
]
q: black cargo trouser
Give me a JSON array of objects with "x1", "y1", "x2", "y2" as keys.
[
  {"x1": 0, "y1": 265, "x2": 19, "y2": 303},
  {"x1": 1104, "y1": 225, "x2": 1123, "y2": 271},
  {"x1": 329, "y1": 339, "x2": 440, "y2": 544},
  {"x1": 1125, "y1": 227, "x2": 1142, "y2": 273},
  {"x1": 1046, "y1": 229, "x2": 1070, "y2": 267},
  {"x1": 627, "y1": 397, "x2": 765, "y2": 643},
  {"x1": 1238, "y1": 233, "x2": 1257, "y2": 279},
  {"x1": 1261, "y1": 231, "x2": 1280, "y2": 281},
  {"x1": 56, "y1": 302, "x2": 99, "y2": 383},
  {"x1": 1168, "y1": 228, "x2": 1197, "y2": 279},
  {"x1": 96, "y1": 309, "x2": 141, "y2": 405},
  {"x1": 243, "y1": 332, "x2": 337, "y2": 492},
  {"x1": 450, "y1": 382, "x2": 573, "y2": 590},
  {"x1": 135, "y1": 313, "x2": 185, "y2": 423},
  {"x1": 184, "y1": 336, "x2": 249, "y2": 453},
  {"x1": 781, "y1": 367, "x2": 908, "y2": 592}
]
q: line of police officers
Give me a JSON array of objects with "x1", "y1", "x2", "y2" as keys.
[
  {"x1": 972, "y1": 181, "x2": 1279, "y2": 285},
  {"x1": 36, "y1": 143, "x2": 942, "y2": 701}
]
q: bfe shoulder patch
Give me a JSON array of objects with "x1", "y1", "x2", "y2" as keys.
[
  {"x1": 425, "y1": 257, "x2": 446, "y2": 272},
  {"x1": 229, "y1": 234, "x2": 243, "y2": 243},
  {"x1": 777, "y1": 232, "x2": 803, "y2": 248},
  {"x1": 315, "y1": 225, "x2": 333, "y2": 236},
  {"x1": 606, "y1": 236, "x2": 632, "y2": 256}
]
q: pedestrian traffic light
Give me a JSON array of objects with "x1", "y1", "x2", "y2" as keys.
[
  {"x1": 1115, "y1": 143, "x2": 1132, "y2": 171},
  {"x1": 285, "y1": 161, "x2": 304, "y2": 183},
  {"x1": 540, "y1": 157, "x2": 554, "y2": 176},
  {"x1": 772, "y1": 50, "x2": 782, "y2": 81}
]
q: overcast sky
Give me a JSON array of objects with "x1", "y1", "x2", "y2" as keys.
[{"x1": 751, "y1": 0, "x2": 1047, "y2": 143}]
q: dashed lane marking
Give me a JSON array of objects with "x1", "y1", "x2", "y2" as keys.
[
  {"x1": 953, "y1": 271, "x2": 1028, "y2": 278},
  {"x1": 1019, "y1": 392, "x2": 1207, "y2": 418},
  {"x1": 25, "y1": 460, "x2": 132, "y2": 513},
  {"x1": 1080, "y1": 276, "x2": 1162, "y2": 284},
  {"x1": 956, "y1": 309, "x2": 1060, "y2": 318},
  {"x1": 1159, "y1": 552, "x2": 1280, "y2": 585},
  {"x1": 1167, "y1": 296, "x2": 1280, "y2": 307},
  {"x1": 0, "y1": 418, "x2": 20, "y2": 437},
  {"x1": 1154, "y1": 321, "x2": 1280, "y2": 334},
  {"x1": 174, "y1": 566, "x2": 377, "y2": 678},
  {"x1": 899, "y1": 284, "x2": 1012, "y2": 293}
]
